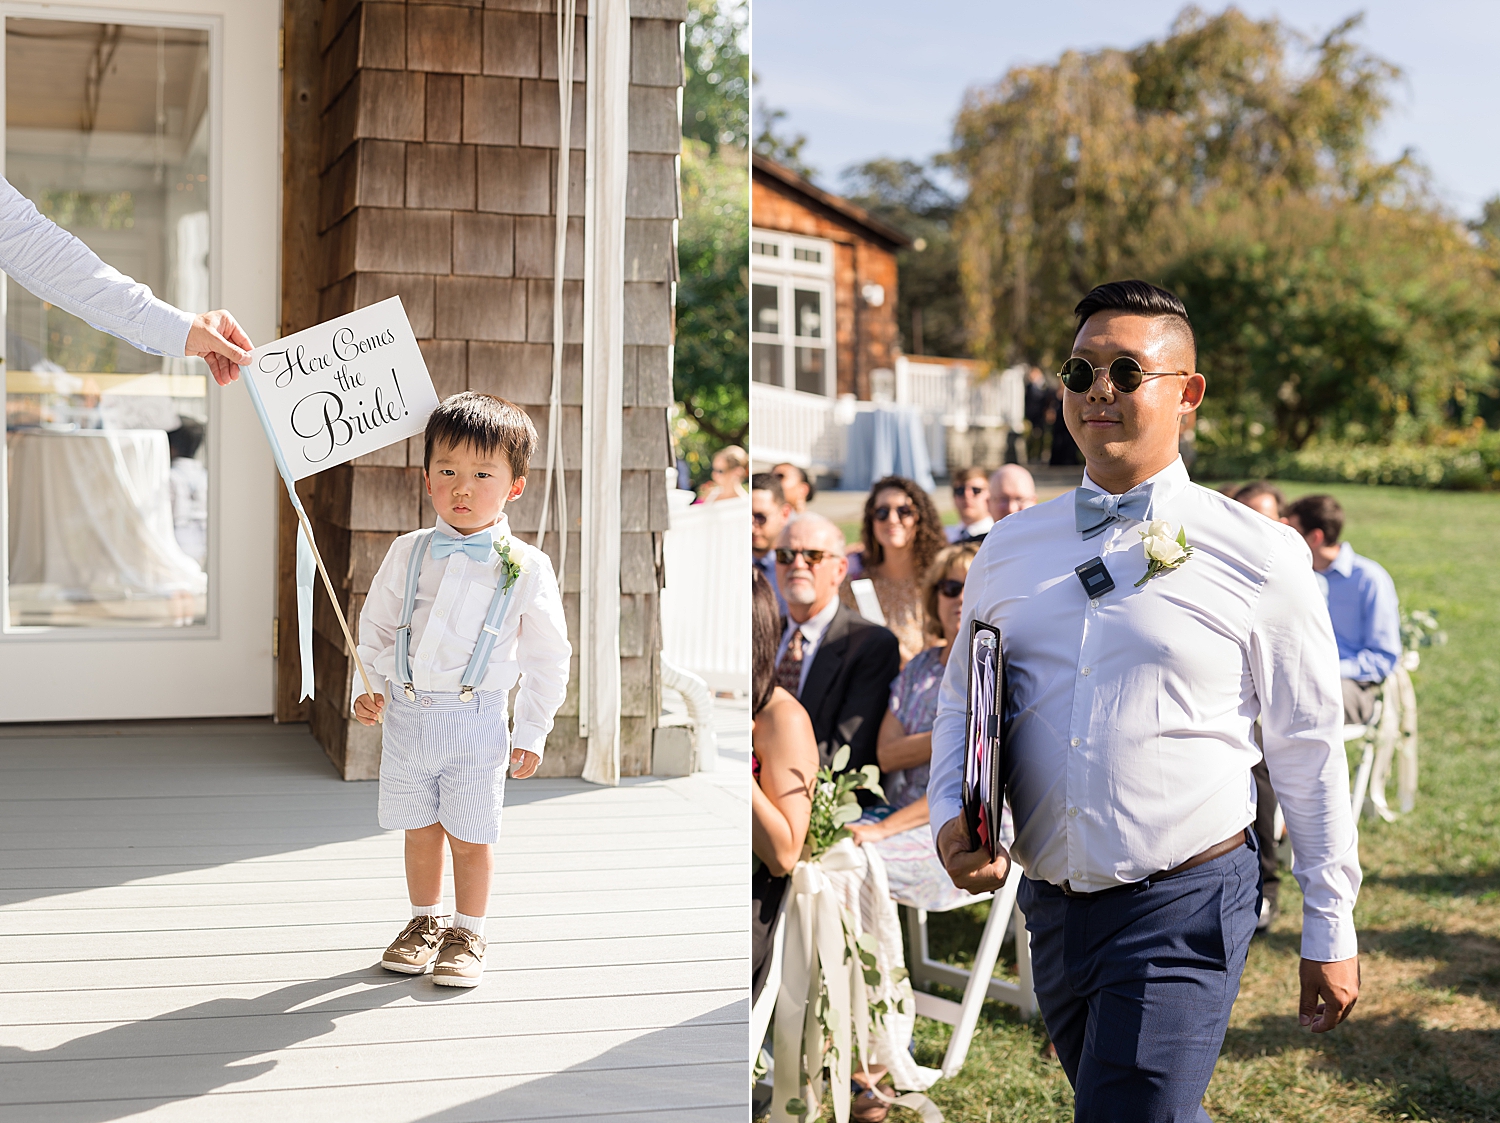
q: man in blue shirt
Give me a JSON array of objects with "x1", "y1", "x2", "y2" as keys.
[{"x1": 1286, "y1": 494, "x2": 1401, "y2": 725}]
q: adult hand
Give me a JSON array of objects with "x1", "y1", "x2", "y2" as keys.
[
  {"x1": 510, "y1": 748, "x2": 540, "y2": 779},
  {"x1": 936, "y1": 814, "x2": 1011, "y2": 893},
  {"x1": 847, "y1": 821, "x2": 887, "y2": 846},
  {"x1": 1299, "y1": 955, "x2": 1359, "y2": 1032},
  {"x1": 186, "y1": 309, "x2": 254, "y2": 386},
  {"x1": 353, "y1": 693, "x2": 384, "y2": 727}
]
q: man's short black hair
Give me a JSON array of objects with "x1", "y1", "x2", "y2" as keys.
[
  {"x1": 1234, "y1": 479, "x2": 1287, "y2": 516},
  {"x1": 773, "y1": 462, "x2": 815, "y2": 503},
  {"x1": 424, "y1": 392, "x2": 537, "y2": 481},
  {"x1": 1287, "y1": 494, "x2": 1344, "y2": 545},
  {"x1": 1074, "y1": 280, "x2": 1197, "y2": 369},
  {"x1": 750, "y1": 472, "x2": 785, "y2": 504},
  {"x1": 168, "y1": 417, "x2": 204, "y2": 460}
]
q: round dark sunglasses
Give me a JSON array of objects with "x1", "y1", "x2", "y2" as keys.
[
  {"x1": 936, "y1": 578, "x2": 965, "y2": 598},
  {"x1": 1059, "y1": 356, "x2": 1186, "y2": 395},
  {"x1": 873, "y1": 504, "x2": 916, "y2": 523}
]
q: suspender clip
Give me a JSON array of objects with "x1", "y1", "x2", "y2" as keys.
[
  {"x1": 404, "y1": 684, "x2": 417, "y2": 701},
  {"x1": 459, "y1": 686, "x2": 476, "y2": 703}
]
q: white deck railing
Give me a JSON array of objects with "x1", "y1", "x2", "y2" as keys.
[{"x1": 660, "y1": 491, "x2": 749, "y2": 693}]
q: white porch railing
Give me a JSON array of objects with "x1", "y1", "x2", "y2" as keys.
[{"x1": 660, "y1": 490, "x2": 749, "y2": 694}]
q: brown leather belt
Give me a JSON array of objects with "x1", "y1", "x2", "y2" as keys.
[{"x1": 1060, "y1": 828, "x2": 1251, "y2": 900}]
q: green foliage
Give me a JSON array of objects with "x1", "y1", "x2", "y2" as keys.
[
  {"x1": 683, "y1": 0, "x2": 747, "y2": 152},
  {"x1": 804, "y1": 744, "x2": 884, "y2": 859},
  {"x1": 947, "y1": 6, "x2": 1500, "y2": 454},
  {"x1": 1194, "y1": 429, "x2": 1500, "y2": 489},
  {"x1": 841, "y1": 159, "x2": 968, "y2": 358},
  {"x1": 675, "y1": 138, "x2": 748, "y2": 483}
]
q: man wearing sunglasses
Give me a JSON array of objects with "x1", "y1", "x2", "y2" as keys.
[
  {"x1": 927, "y1": 280, "x2": 1360, "y2": 1120},
  {"x1": 946, "y1": 466, "x2": 994, "y2": 543},
  {"x1": 774, "y1": 515, "x2": 900, "y2": 774},
  {"x1": 751, "y1": 473, "x2": 792, "y2": 616}
]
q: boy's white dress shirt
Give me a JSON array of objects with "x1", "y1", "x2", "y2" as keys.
[
  {"x1": 0, "y1": 177, "x2": 193, "y2": 357},
  {"x1": 929, "y1": 457, "x2": 1361, "y2": 963},
  {"x1": 355, "y1": 514, "x2": 571, "y2": 760}
]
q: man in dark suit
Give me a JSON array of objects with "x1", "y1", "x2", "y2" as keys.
[{"x1": 773, "y1": 513, "x2": 900, "y2": 773}]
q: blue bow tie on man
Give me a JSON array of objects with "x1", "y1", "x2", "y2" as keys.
[
  {"x1": 431, "y1": 530, "x2": 494, "y2": 562},
  {"x1": 1075, "y1": 484, "x2": 1154, "y2": 539}
]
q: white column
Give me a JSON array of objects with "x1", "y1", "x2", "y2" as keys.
[{"x1": 579, "y1": 0, "x2": 629, "y2": 785}]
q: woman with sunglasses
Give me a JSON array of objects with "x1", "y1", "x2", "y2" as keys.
[
  {"x1": 840, "y1": 475, "x2": 946, "y2": 666},
  {"x1": 695, "y1": 444, "x2": 749, "y2": 504},
  {"x1": 845, "y1": 542, "x2": 990, "y2": 907}
]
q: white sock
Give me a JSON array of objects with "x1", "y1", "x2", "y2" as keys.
[
  {"x1": 453, "y1": 911, "x2": 486, "y2": 936},
  {"x1": 412, "y1": 902, "x2": 446, "y2": 919}
]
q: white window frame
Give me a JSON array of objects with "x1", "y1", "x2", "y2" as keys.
[
  {"x1": 751, "y1": 228, "x2": 836, "y2": 399},
  {"x1": 0, "y1": 2, "x2": 224, "y2": 641}
]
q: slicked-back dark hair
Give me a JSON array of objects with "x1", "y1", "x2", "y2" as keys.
[
  {"x1": 424, "y1": 392, "x2": 537, "y2": 481},
  {"x1": 1234, "y1": 480, "x2": 1287, "y2": 517},
  {"x1": 1074, "y1": 280, "x2": 1197, "y2": 366},
  {"x1": 1286, "y1": 494, "x2": 1344, "y2": 545},
  {"x1": 750, "y1": 472, "x2": 785, "y2": 504}
]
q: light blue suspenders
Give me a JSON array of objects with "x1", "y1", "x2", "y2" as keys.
[{"x1": 395, "y1": 529, "x2": 518, "y2": 703}]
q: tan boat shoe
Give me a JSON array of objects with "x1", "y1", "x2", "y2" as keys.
[
  {"x1": 432, "y1": 926, "x2": 487, "y2": 988},
  {"x1": 381, "y1": 915, "x2": 447, "y2": 974}
]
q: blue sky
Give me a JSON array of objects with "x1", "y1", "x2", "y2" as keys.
[{"x1": 752, "y1": 1, "x2": 1500, "y2": 219}]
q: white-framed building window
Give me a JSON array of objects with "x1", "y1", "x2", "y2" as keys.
[
  {"x1": 751, "y1": 229, "x2": 835, "y2": 398},
  {"x1": 3, "y1": 10, "x2": 216, "y2": 631}
]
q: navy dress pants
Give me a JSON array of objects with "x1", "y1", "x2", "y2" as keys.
[{"x1": 1017, "y1": 839, "x2": 1261, "y2": 1123}]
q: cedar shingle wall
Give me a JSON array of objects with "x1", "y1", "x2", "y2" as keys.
[{"x1": 279, "y1": 0, "x2": 682, "y2": 779}]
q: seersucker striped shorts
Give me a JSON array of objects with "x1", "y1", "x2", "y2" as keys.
[{"x1": 378, "y1": 685, "x2": 510, "y2": 844}]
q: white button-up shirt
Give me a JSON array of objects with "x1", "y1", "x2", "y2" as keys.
[
  {"x1": 930, "y1": 458, "x2": 1361, "y2": 962},
  {"x1": 0, "y1": 177, "x2": 193, "y2": 357},
  {"x1": 355, "y1": 514, "x2": 571, "y2": 759},
  {"x1": 776, "y1": 596, "x2": 840, "y2": 696}
]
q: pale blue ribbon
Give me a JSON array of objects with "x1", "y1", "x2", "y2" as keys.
[
  {"x1": 1075, "y1": 484, "x2": 1154, "y2": 540},
  {"x1": 243, "y1": 371, "x2": 317, "y2": 701},
  {"x1": 431, "y1": 531, "x2": 493, "y2": 562}
]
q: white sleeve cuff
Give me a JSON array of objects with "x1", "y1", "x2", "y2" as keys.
[
  {"x1": 511, "y1": 722, "x2": 548, "y2": 761},
  {"x1": 144, "y1": 298, "x2": 194, "y2": 358},
  {"x1": 1299, "y1": 911, "x2": 1359, "y2": 963}
]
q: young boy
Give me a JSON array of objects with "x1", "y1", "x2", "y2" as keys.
[{"x1": 353, "y1": 392, "x2": 570, "y2": 987}]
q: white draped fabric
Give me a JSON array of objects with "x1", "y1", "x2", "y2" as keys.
[
  {"x1": 771, "y1": 838, "x2": 943, "y2": 1123},
  {"x1": 8, "y1": 430, "x2": 205, "y2": 609}
]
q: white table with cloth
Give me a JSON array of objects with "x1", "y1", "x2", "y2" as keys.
[{"x1": 7, "y1": 429, "x2": 205, "y2": 624}]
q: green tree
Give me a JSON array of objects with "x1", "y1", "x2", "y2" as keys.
[
  {"x1": 948, "y1": 5, "x2": 1498, "y2": 444},
  {"x1": 841, "y1": 159, "x2": 968, "y2": 358},
  {"x1": 684, "y1": 0, "x2": 747, "y2": 152},
  {"x1": 752, "y1": 97, "x2": 816, "y2": 181}
]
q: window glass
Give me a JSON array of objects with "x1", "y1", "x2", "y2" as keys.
[
  {"x1": 5, "y1": 19, "x2": 213, "y2": 628},
  {"x1": 751, "y1": 283, "x2": 780, "y2": 335},
  {"x1": 793, "y1": 289, "x2": 822, "y2": 339},
  {"x1": 752, "y1": 342, "x2": 783, "y2": 386},
  {"x1": 794, "y1": 347, "x2": 825, "y2": 396}
]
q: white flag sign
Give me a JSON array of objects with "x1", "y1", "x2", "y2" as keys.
[{"x1": 244, "y1": 296, "x2": 438, "y2": 480}]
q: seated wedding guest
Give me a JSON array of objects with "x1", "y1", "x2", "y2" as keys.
[
  {"x1": 751, "y1": 472, "x2": 791, "y2": 615},
  {"x1": 771, "y1": 462, "x2": 815, "y2": 513},
  {"x1": 1234, "y1": 479, "x2": 1286, "y2": 521},
  {"x1": 841, "y1": 476, "x2": 945, "y2": 665},
  {"x1": 946, "y1": 466, "x2": 993, "y2": 542},
  {"x1": 751, "y1": 569, "x2": 817, "y2": 1003},
  {"x1": 1234, "y1": 478, "x2": 1292, "y2": 932},
  {"x1": 988, "y1": 463, "x2": 1038, "y2": 522},
  {"x1": 1286, "y1": 494, "x2": 1401, "y2": 725},
  {"x1": 696, "y1": 444, "x2": 749, "y2": 504},
  {"x1": 776, "y1": 514, "x2": 900, "y2": 772},
  {"x1": 848, "y1": 541, "x2": 994, "y2": 913}
]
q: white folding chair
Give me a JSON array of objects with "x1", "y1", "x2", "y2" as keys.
[
  {"x1": 1348, "y1": 666, "x2": 1418, "y2": 822},
  {"x1": 899, "y1": 861, "x2": 1035, "y2": 1078}
]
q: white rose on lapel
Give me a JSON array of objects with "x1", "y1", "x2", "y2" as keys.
[{"x1": 1136, "y1": 520, "x2": 1193, "y2": 587}]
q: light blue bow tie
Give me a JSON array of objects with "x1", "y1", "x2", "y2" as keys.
[
  {"x1": 1075, "y1": 485, "x2": 1153, "y2": 539},
  {"x1": 431, "y1": 530, "x2": 493, "y2": 562}
]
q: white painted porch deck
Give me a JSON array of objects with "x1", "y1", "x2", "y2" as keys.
[{"x1": 0, "y1": 703, "x2": 750, "y2": 1122}]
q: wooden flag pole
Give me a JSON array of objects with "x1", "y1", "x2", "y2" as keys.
[{"x1": 290, "y1": 502, "x2": 382, "y2": 721}]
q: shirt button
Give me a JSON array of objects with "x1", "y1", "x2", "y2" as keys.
[
  {"x1": 1069, "y1": 806, "x2": 1079, "y2": 817},
  {"x1": 1090, "y1": 598, "x2": 1099, "y2": 608},
  {"x1": 1072, "y1": 869, "x2": 1082, "y2": 878},
  {"x1": 1081, "y1": 666, "x2": 1091, "y2": 676},
  {"x1": 435, "y1": 608, "x2": 446, "y2": 618},
  {"x1": 1070, "y1": 737, "x2": 1081, "y2": 747}
]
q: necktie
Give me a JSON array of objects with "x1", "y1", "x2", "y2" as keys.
[
  {"x1": 1074, "y1": 484, "x2": 1154, "y2": 540},
  {"x1": 776, "y1": 628, "x2": 805, "y2": 696},
  {"x1": 431, "y1": 530, "x2": 493, "y2": 562}
]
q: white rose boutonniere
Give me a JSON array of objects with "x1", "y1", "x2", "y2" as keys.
[
  {"x1": 1135, "y1": 519, "x2": 1194, "y2": 587},
  {"x1": 493, "y1": 536, "x2": 524, "y2": 593}
]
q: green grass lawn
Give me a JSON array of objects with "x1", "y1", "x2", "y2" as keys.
[{"x1": 829, "y1": 483, "x2": 1500, "y2": 1122}]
